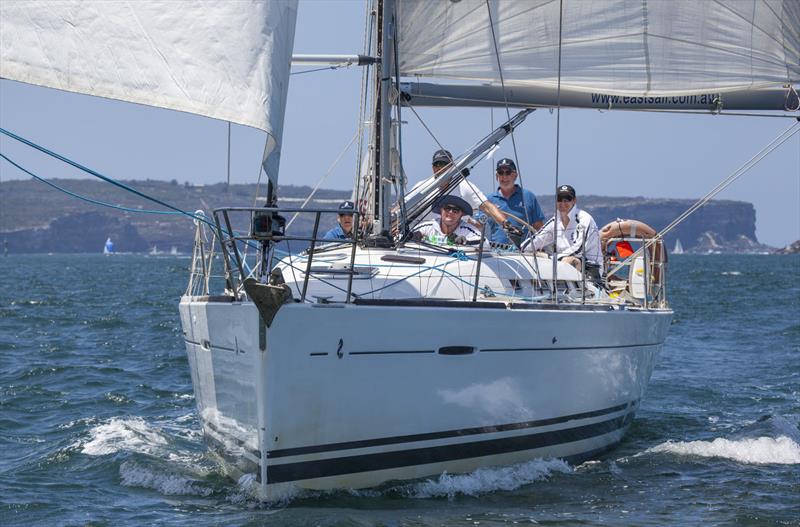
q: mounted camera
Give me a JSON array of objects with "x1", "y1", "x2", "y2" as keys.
[{"x1": 251, "y1": 210, "x2": 286, "y2": 240}]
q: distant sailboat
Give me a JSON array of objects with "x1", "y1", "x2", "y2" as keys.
[
  {"x1": 673, "y1": 238, "x2": 685, "y2": 254},
  {"x1": 170, "y1": 246, "x2": 178, "y2": 255},
  {"x1": 149, "y1": 245, "x2": 159, "y2": 255},
  {"x1": 103, "y1": 237, "x2": 114, "y2": 255}
]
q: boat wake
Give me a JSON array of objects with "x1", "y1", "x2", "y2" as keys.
[
  {"x1": 80, "y1": 417, "x2": 169, "y2": 456},
  {"x1": 399, "y1": 458, "x2": 572, "y2": 499},
  {"x1": 119, "y1": 459, "x2": 214, "y2": 496},
  {"x1": 646, "y1": 435, "x2": 800, "y2": 465},
  {"x1": 78, "y1": 416, "x2": 219, "y2": 497},
  {"x1": 643, "y1": 414, "x2": 800, "y2": 465}
]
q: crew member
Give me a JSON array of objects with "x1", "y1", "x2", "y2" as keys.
[
  {"x1": 486, "y1": 158, "x2": 545, "y2": 246},
  {"x1": 323, "y1": 200, "x2": 355, "y2": 240},
  {"x1": 409, "y1": 150, "x2": 511, "y2": 228},
  {"x1": 412, "y1": 195, "x2": 484, "y2": 246},
  {"x1": 524, "y1": 185, "x2": 603, "y2": 273}
]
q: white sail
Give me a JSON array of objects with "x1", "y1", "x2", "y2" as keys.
[
  {"x1": 0, "y1": 1, "x2": 298, "y2": 142},
  {"x1": 396, "y1": 0, "x2": 800, "y2": 96}
]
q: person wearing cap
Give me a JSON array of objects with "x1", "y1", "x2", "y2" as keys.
[
  {"x1": 323, "y1": 200, "x2": 356, "y2": 240},
  {"x1": 523, "y1": 185, "x2": 603, "y2": 273},
  {"x1": 411, "y1": 195, "x2": 485, "y2": 247},
  {"x1": 485, "y1": 158, "x2": 545, "y2": 246},
  {"x1": 406, "y1": 150, "x2": 510, "y2": 227}
]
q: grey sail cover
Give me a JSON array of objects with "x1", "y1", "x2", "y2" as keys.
[
  {"x1": 396, "y1": 0, "x2": 800, "y2": 95},
  {"x1": 1, "y1": 1, "x2": 298, "y2": 138}
]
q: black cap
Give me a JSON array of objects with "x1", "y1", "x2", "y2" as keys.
[
  {"x1": 432, "y1": 195, "x2": 473, "y2": 216},
  {"x1": 556, "y1": 184, "x2": 576, "y2": 199},
  {"x1": 432, "y1": 149, "x2": 453, "y2": 165},
  {"x1": 338, "y1": 200, "x2": 355, "y2": 214},
  {"x1": 496, "y1": 158, "x2": 517, "y2": 171}
]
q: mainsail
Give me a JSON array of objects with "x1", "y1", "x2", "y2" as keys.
[
  {"x1": 396, "y1": 0, "x2": 800, "y2": 109},
  {"x1": 0, "y1": 0, "x2": 298, "y2": 184}
]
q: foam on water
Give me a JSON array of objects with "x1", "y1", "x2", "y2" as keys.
[
  {"x1": 81, "y1": 417, "x2": 168, "y2": 456},
  {"x1": 647, "y1": 435, "x2": 800, "y2": 465},
  {"x1": 119, "y1": 460, "x2": 213, "y2": 496},
  {"x1": 402, "y1": 458, "x2": 572, "y2": 499}
]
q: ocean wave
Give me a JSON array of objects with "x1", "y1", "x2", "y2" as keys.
[
  {"x1": 401, "y1": 458, "x2": 572, "y2": 499},
  {"x1": 119, "y1": 460, "x2": 213, "y2": 496},
  {"x1": 80, "y1": 417, "x2": 168, "y2": 456},
  {"x1": 647, "y1": 435, "x2": 800, "y2": 465}
]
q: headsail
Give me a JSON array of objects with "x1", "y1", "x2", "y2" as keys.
[
  {"x1": 396, "y1": 0, "x2": 799, "y2": 106},
  {"x1": 1, "y1": 0, "x2": 298, "y2": 183}
]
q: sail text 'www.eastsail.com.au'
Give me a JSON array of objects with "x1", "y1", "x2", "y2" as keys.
[{"x1": 591, "y1": 93, "x2": 720, "y2": 106}]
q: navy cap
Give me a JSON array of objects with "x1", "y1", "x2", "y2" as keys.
[
  {"x1": 556, "y1": 184, "x2": 576, "y2": 199},
  {"x1": 432, "y1": 149, "x2": 453, "y2": 165},
  {"x1": 338, "y1": 200, "x2": 355, "y2": 214},
  {"x1": 432, "y1": 195, "x2": 473, "y2": 216},
  {"x1": 496, "y1": 158, "x2": 517, "y2": 171}
]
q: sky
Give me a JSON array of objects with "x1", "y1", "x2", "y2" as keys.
[{"x1": 1, "y1": 0, "x2": 798, "y2": 247}]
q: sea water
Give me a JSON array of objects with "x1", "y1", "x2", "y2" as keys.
[{"x1": 1, "y1": 254, "x2": 798, "y2": 526}]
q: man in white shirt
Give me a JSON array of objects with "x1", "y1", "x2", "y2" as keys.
[
  {"x1": 523, "y1": 185, "x2": 603, "y2": 273},
  {"x1": 412, "y1": 195, "x2": 485, "y2": 247}
]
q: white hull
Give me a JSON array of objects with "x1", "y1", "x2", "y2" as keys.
[{"x1": 180, "y1": 296, "x2": 671, "y2": 499}]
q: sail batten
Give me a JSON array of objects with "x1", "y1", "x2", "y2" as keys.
[{"x1": 396, "y1": 0, "x2": 800, "y2": 97}]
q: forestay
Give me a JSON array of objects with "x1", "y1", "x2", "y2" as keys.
[
  {"x1": 1, "y1": 0, "x2": 298, "y2": 180},
  {"x1": 396, "y1": 0, "x2": 800, "y2": 95}
]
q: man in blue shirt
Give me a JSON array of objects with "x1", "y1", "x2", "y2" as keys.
[
  {"x1": 323, "y1": 200, "x2": 355, "y2": 240},
  {"x1": 485, "y1": 158, "x2": 545, "y2": 246}
]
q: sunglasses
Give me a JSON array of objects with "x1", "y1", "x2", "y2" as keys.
[
  {"x1": 432, "y1": 161, "x2": 449, "y2": 168},
  {"x1": 496, "y1": 169, "x2": 515, "y2": 176},
  {"x1": 441, "y1": 205, "x2": 462, "y2": 213},
  {"x1": 557, "y1": 196, "x2": 574, "y2": 202}
]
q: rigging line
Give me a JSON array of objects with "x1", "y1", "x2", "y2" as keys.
[
  {"x1": 659, "y1": 122, "x2": 800, "y2": 239},
  {"x1": 0, "y1": 127, "x2": 211, "y2": 226},
  {"x1": 1, "y1": 153, "x2": 182, "y2": 216},
  {"x1": 485, "y1": 0, "x2": 529, "y2": 225},
  {"x1": 285, "y1": 130, "x2": 359, "y2": 230},
  {"x1": 483, "y1": 0, "x2": 546, "y2": 292},
  {"x1": 1, "y1": 130, "x2": 259, "y2": 260},
  {"x1": 607, "y1": 120, "x2": 800, "y2": 277},
  {"x1": 404, "y1": 102, "x2": 449, "y2": 157},
  {"x1": 551, "y1": 0, "x2": 565, "y2": 303},
  {"x1": 290, "y1": 64, "x2": 354, "y2": 76}
]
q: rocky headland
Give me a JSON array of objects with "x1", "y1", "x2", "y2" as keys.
[{"x1": 0, "y1": 178, "x2": 788, "y2": 254}]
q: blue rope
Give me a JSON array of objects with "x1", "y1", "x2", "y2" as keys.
[
  {"x1": 0, "y1": 127, "x2": 209, "y2": 226},
  {"x1": 1, "y1": 153, "x2": 182, "y2": 216}
]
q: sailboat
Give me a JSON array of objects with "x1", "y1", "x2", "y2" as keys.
[
  {"x1": 673, "y1": 239, "x2": 685, "y2": 255},
  {"x1": 2, "y1": 0, "x2": 797, "y2": 500},
  {"x1": 103, "y1": 237, "x2": 114, "y2": 255}
]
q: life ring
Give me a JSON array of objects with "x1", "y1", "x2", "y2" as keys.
[
  {"x1": 600, "y1": 219, "x2": 667, "y2": 287},
  {"x1": 599, "y1": 219, "x2": 658, "y2": 253}
]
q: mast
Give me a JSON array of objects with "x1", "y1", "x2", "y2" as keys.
[{"x1": 371, "y1": 0, "x2": 395, "y2": 236}]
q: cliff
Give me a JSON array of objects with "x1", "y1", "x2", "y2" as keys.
[{"x1": 0, "y1": 178, "x2": 771, "y2": 254}]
